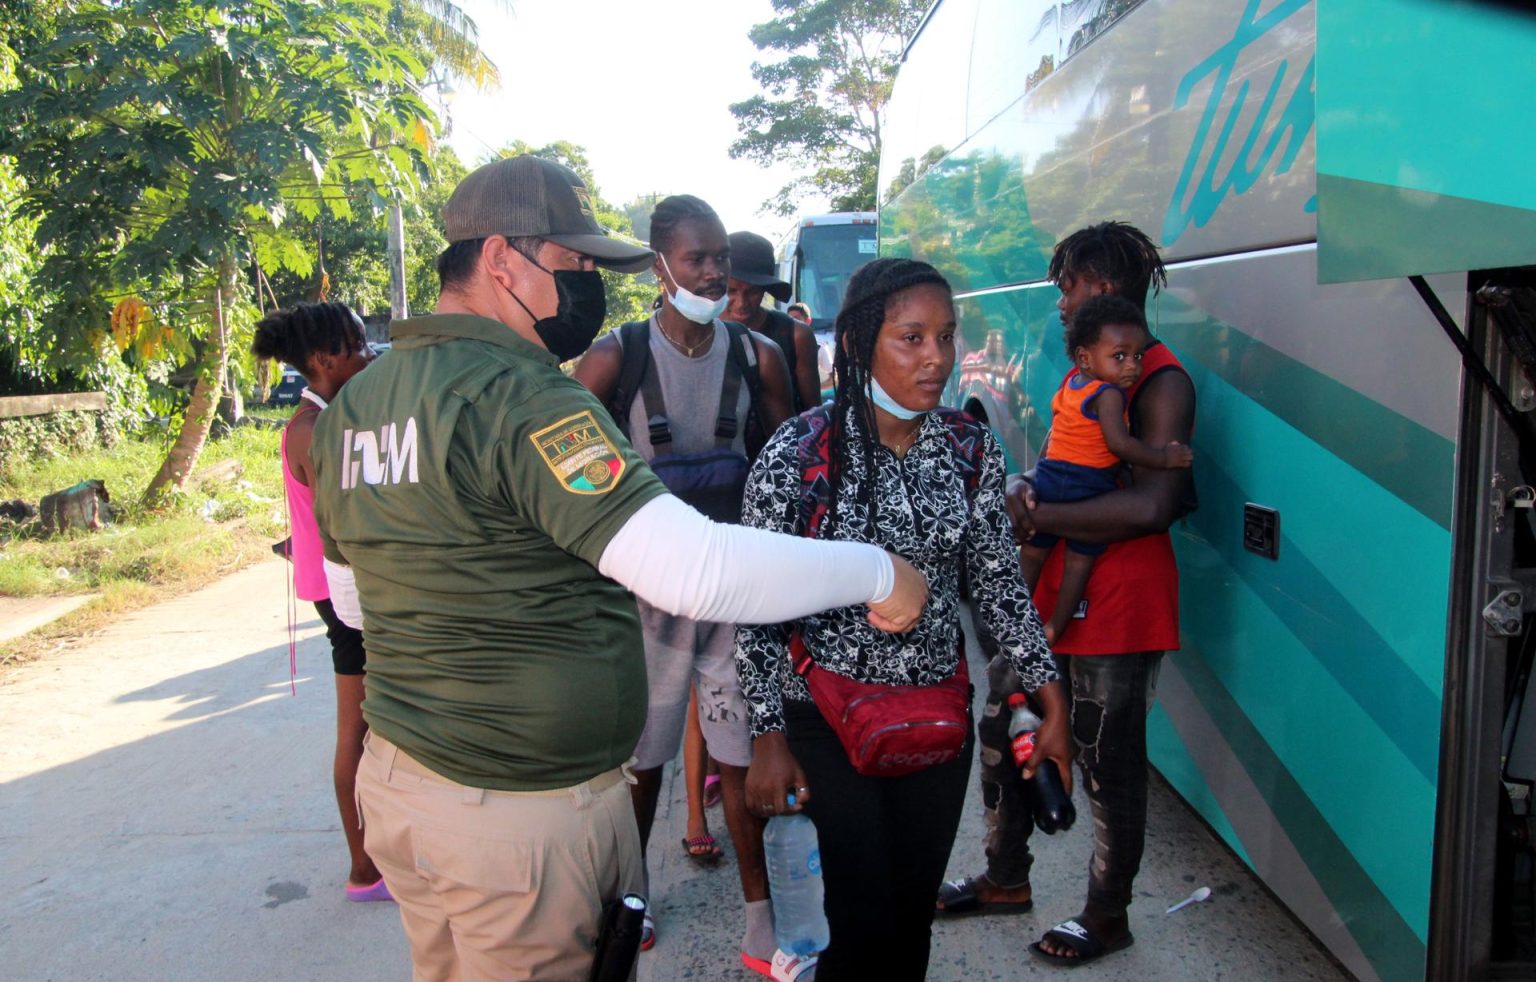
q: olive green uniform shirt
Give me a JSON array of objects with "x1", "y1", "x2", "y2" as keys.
[{"x1": 310, "y1": 313, "x2": 666, "y2": 791}]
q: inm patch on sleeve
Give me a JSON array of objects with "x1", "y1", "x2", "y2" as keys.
[{"x1": 530, "y1": 411, "x2": 626, "y2": 494}]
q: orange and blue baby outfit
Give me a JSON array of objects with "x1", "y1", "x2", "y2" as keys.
[{"x1": 1028, "y1": 371, "x2": 1125, "y2": 557}]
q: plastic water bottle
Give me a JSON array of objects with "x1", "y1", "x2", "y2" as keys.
[
  {"x1": 763, "y1": 805, "x2": 830, "y2": 955},
  {"x1": 1007, "y1": 693, "x2": 1076, "y2": 834}
]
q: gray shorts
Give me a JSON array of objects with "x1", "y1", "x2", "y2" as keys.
[{"x1": 631, "y1": 600, "x2": 752, "y2": 771}]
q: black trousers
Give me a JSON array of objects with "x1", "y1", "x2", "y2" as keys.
[
  {"x1": 979, "y1": 651, "x2": 1163, "y2": 912},
  {"x1": 784, "y1": 699, "x2": 973, "y2": 981}
]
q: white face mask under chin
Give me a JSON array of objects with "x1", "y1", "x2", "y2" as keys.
[
  {"x1": 869, "y1": 374, "x2": 925, "y2": 420},
  {"x1": 659, "y1": 253, "x2": 728, "y2": 324}
]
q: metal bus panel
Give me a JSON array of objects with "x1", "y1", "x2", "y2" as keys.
[
  {"x1": 1315, "y1": 0, "x2": 1536, "y2": 282},
  {"x1": 882, "y1": 0, "x2": 1474, "y2": 977},
  {"x1": 883, "y1": 0, "x2": 1318, "y2": 294}
]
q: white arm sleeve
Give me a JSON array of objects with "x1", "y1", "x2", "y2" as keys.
[
  {"x1": 323, "y1": 558, "x2": 363, "y2": 630},
  {"x1": 598, "y1": 494, "x2": 894, "y2": 624}
]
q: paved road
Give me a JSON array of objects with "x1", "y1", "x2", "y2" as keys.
[{"x1": 0, "y1": 559, "x2": 1349, "y2": 980}]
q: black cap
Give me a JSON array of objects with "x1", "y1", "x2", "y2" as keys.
[
  {"x1": 443, "y1": 156, "x2": 654, "y2": 273},
  {"x1": 727, "y1": 231, "x2": 791, "y2": 303}
]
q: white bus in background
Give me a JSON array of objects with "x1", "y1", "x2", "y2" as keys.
[{"x1": 774, "y1": 212, "x2": 879, "y2": 333}]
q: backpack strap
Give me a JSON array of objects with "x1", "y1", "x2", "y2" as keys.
[
  {"x1": 715, "y1": 326, "x2": 745, "y2": 446},
  {"x1": 792, "y1": 406, "x2": 836, "y2": 539},
  {"x1": 724, "y1": 321, "x2": 768, "y2": 457},
  {"x1": 935, "y1": 407, "x2": 988, "y2": 504},
  {"x1": 607, "y1": 320, "x2": 652, "y2": 441},
  {"x1": 636, "y1": 335, "x2": 674, "y2": 453},
  {"x1": 789, "y1": 405, "x2": 836, "y2": 677}
]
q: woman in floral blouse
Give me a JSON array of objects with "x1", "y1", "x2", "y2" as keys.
[{"x1": 737, "y1": 258, "x2": 1072, "y2": 980}]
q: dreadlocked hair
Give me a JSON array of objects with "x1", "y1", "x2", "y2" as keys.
[
  {"x1": 826, "y1": 258, "x2": 953, "y2": 537},
  {"x1": 648, "y1": 194, "x2": 721, "y2": 256},
  {"x1": 250, "y1": 302, "x2": 365, "y2": 376},
  {"x1": 1047, "y1": 221, "x2": 1167, "y2": 309}
]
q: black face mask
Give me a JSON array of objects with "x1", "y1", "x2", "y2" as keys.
[{"x1": 505, "y1": 260, "x2": 607, "y2": 361}]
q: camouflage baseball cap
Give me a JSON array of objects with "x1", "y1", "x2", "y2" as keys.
[{"x1": 442, "y1": 156, "x2": 654, "y2": 273}]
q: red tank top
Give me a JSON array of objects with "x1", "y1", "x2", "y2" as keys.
[{"x1": 1031, "y1": 342, "x2": 1187, "y2": 655}]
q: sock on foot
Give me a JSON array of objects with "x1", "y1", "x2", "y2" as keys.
[{"x1": 743, "y1": 899, "x2": 776, "y2": 961}]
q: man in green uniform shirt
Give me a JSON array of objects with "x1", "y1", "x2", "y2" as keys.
[{"x1": 311, "y1": 155, "x2": 930, "y2": 981}]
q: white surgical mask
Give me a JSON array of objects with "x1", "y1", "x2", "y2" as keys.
[
  {"x1": 869, "y1": 374, "x2": 925, "y2": 420},
  {"x1": 658, "y1": 253, "x2": 728, "y2": 324}
]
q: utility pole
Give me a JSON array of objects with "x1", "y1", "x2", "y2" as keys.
[{"x1": 387, "y1": 200, "x2": 408, "y2": 320}]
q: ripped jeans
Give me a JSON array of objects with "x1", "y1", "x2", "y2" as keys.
[{"x1": 978, "y1": 651, "x2": 1163, "y2": 913}]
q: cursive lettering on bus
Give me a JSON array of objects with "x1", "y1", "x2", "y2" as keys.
[{"x1": 1162, "y1": 0, "x2": 1316, "y2": 246}]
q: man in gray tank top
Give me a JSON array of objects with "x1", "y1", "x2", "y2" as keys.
[{"x1": 575, "y1": 194, "x2": 795, "y2": 971}]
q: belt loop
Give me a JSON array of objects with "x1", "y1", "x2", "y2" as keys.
[
  {"x1": 462, "y1": 785, "x2": 485, "y2": 806},
  {"x1": 572, "y1": 781, "x2": 593, "y2": 810}
]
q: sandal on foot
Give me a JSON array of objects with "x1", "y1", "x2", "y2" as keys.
[
  {"x1": 344, "y1": 877, "x2": 394, "y2": 903},
  {"x1": 741, "y1": 949, "x2": 817, "y2": 981},
  {"x1": 702, "y1": 773, "x2": 723, "y2": 809},
  {"x1": 682, "y1": 833, "x2": 724, "y2": 865},
  {"x1": 935, "y1": 876, "x2": 1033, "y2": 917},
  {"x1": 1028, "y1": 918, "x2": 1134, "y2": 968},
  {"x1": 640, "y1": 912, "x2": 656, "y2": 952}
]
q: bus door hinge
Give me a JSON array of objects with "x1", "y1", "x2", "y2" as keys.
[{"x1": 1483, "y1": 587, "x2": 1525, "y2": 637}]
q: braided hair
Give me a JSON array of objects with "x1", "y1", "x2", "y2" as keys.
[
  {"x1": 250, "y1": 302, "x2": 366, "y2": 378},
  {"x1": 826, "y1": 258, "x2": 953, "y2": 535},
  {"x1": 1047, "y1": 221, "x2": 1167, "y2": 309},
  {"x1": 648, "y1": 194, "x2": 722, "y2": 256}
]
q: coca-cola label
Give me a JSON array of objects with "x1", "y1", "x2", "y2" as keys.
[{"x1": 1011, "y1": 732, "x2": 1036, "y2": 768}]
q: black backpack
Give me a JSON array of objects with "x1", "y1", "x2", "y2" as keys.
[{"x1": 607, "y1": 319, "x2": 768, "y2": 522}]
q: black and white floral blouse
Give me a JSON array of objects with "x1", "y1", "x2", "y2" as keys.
[{"x1": 734, "y1": 405, "x2": 1058, "y2": 738}]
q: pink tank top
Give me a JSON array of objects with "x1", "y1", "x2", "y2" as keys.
[{"x1": 282, "y1": 390, "x2": 329, "y2": 602}]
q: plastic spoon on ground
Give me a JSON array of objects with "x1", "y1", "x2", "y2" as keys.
[{"x1": 1166, "y1": 886, "x2": 1212, "y2": 914}]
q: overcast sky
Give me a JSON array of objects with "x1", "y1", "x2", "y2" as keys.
[{"x1": 447, "y1": 0, "x2": 830, "y2": 244}]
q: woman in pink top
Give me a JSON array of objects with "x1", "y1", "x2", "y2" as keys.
[{"x1": 252, "y1": 303, "x2": 382, "y2": 900}]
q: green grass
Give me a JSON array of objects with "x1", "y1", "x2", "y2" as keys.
[{"x1": 0, "y1": 418, "x2": 290, "y2": 663}]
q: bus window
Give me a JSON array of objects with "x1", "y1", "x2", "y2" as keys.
[
  {"x1": 968, "y1": 0, "x2": 1059, "y2": 134},
  {"x1": 1061, "y1": 0, "x2": 1145, "y2": 60},
  {"x1": 879, "y1": 0, "x2": 977, "y2": 205},
  {"x1": 797, "y1": 223, "x2": 878, "y2": 320}
]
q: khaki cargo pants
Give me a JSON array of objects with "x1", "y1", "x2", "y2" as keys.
[{"x1": 356, "y1": 732, "x2": 643, "y2": 981}]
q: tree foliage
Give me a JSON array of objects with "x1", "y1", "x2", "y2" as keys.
[
  {"x1": 728, "y1": 0, "x2": 928, "y2": 216},
  {"x1": 0, "y1": 0, "x2": 435, "y2": 503},
  {"x1": 259, "y1": 143, "x2": 467, "y2": 320}
]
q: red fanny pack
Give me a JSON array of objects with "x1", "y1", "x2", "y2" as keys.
[{"x1": 791, "y1": 633, "x2": 970, "y2": 778}]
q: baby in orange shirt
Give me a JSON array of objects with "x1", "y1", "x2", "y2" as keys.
[{"x1": 1021, "y1": 295, "x2": 1193, "y2": 644}]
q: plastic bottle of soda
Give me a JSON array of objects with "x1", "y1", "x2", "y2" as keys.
[
  {"x1": 763, "y1": 804, "x2": 830, "y2": 956},
  {"x1": 1007, "y1": 693, "x2": 1076, "y2": 833}
]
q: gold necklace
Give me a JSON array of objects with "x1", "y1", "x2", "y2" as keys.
[
  {"x1": 885, "y1": 424, "x2": 921, "y2": 456},
  {"x1": 657, "y1": 319, "x2": 713, "y2": 357}
]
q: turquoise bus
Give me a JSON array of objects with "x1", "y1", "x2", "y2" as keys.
[{"x1": 879, "y1": 1, "x2": 1536, "y2": 978}]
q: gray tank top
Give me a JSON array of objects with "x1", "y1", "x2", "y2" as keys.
[{"x1": 622, "y1": 316, "x2": 754, "y2": 462}]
